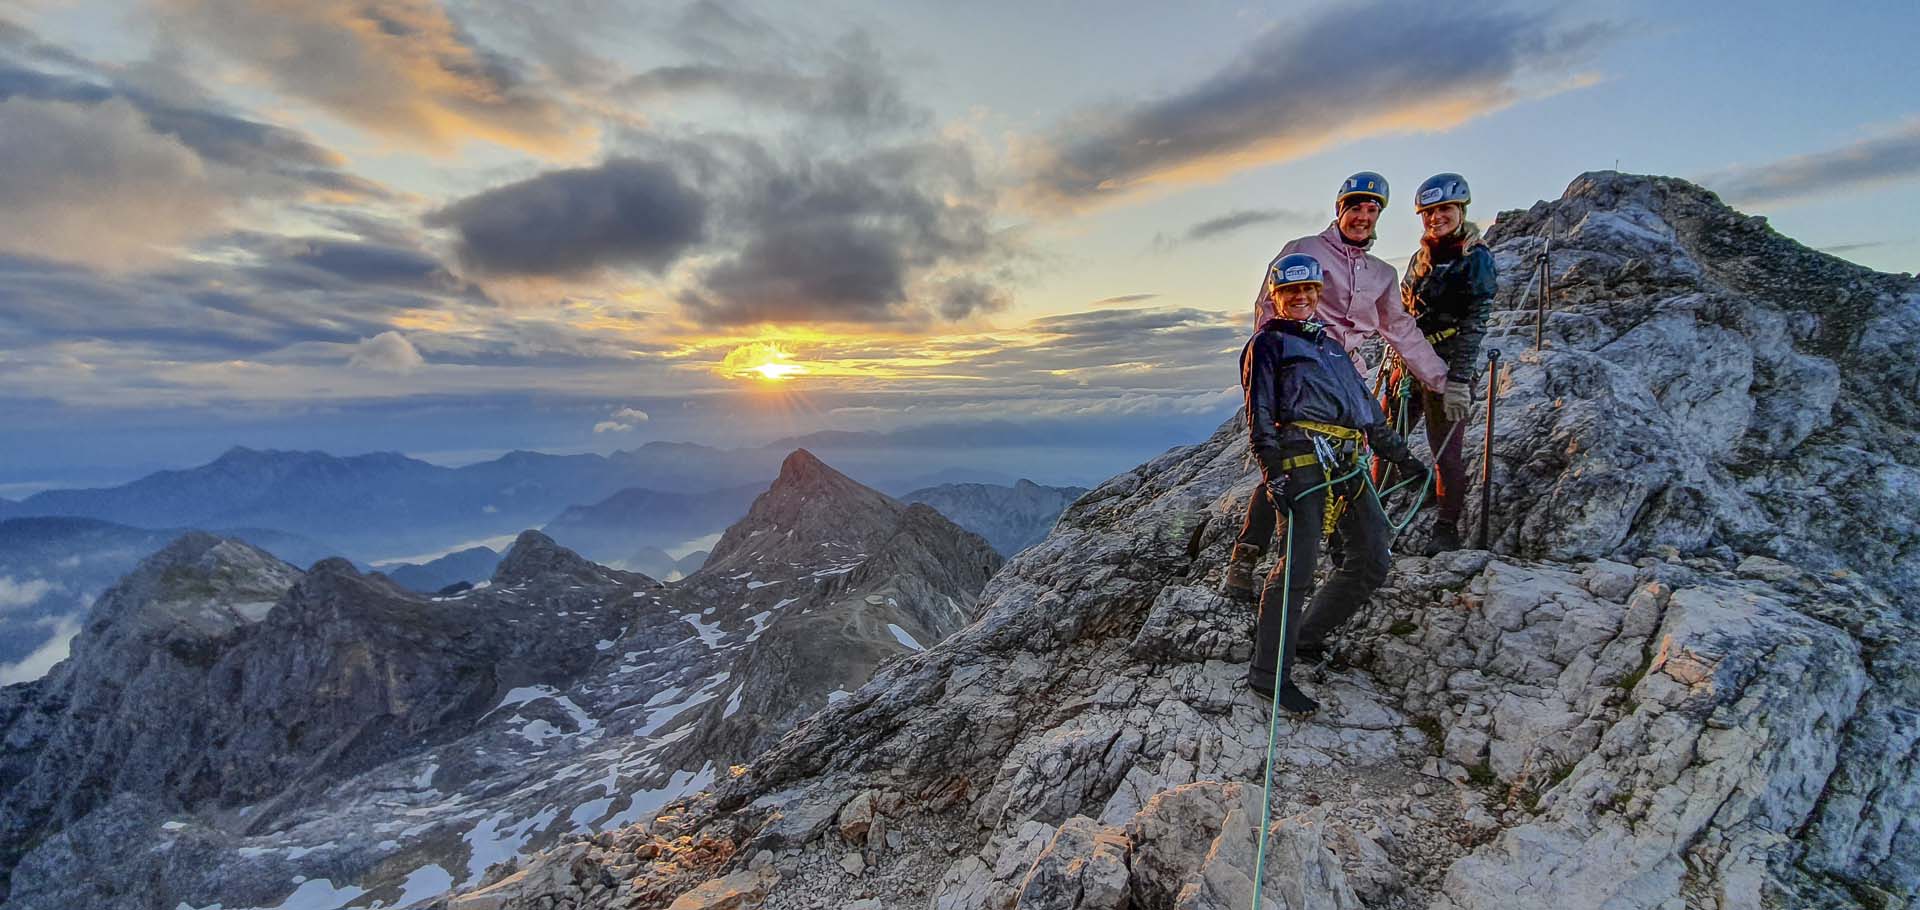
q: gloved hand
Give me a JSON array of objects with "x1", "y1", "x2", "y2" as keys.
[
  {"x1": 1443, "y1": 379, "x2": 1472, "y2": 422},
  {"x1": 1255, "y1": 449, "x2": 1292, "y2": 505},
  {"x1": 1265, "y1": 473, "x2": 1290, "y2": 508}
]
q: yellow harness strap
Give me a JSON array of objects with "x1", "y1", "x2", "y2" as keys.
[
  {"x1": 1289, "y1": 420, "x2": 1364, "y2": 442},
  {"x1": 1277, "y1": 453, "x2": 1317, "y2": 472},
  {"x1": 1425, "y1": 326, "x2": 1459, "y2": 344}
]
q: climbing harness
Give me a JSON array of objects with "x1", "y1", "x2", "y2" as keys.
[{"x1": 1248, "y1": 431, "x2": 1432, "y2": 910}]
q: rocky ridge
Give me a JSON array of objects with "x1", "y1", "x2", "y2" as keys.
[
  {"x1": 445, "y1": 173, "x2": 1919, "y2": 910},
  {"x1": 0, "y1": 451, "x2": 1001, "y2": 910}
]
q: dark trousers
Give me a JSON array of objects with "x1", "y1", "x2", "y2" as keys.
[
  {"x1": 1245, "y1": 445, "x2": 1391, "y2": 687},
  {"x1": 1404, "y1": 387, "x2": 1468, "y2": 526}
]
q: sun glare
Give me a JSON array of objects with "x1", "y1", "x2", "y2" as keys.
[{"x1": 722, "y1": 342, "x2": 809, "y2": 382}]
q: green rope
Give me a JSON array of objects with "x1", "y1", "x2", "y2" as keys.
[
  {"x1": 1247, "y1": 424, "x2": 1451, "y2": 910},
  {"x1": 1249, "y1": 496, "x2": 1295, "y2": 910}
]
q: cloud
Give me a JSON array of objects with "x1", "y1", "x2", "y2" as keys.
[
  {"x1": 427, "y1": 158, "x2": 709, "y2": 279},
  {"x1": 615, "y1": 30, "x2": 922, "y2": 133},
  {"x1": 156, "y1": 0, "x2": 590, "y2": 156},
  {"x1": 1700, "y1": 121, "x2": 1920, "y2": 208},
  {"x1": 0, "y1": 617, "x2": 79, "y2": 684},
  {"x1": 0, "y1": 24, "x2": 386, "y2": 205},
  {"x1": 0, "y1": 575, "x2": 52, "y2": 611},
  {"x1": 1017, "y1": 1, "x2": 1602, "y2": 211},
  {"x1": 0, "y1": 96, "x2": 224, "y2": 269},
  {"x1": 1094, "y1": 294, "x2": 1160, "y2": 305},
  {"x1": 348, "y1": 331, "x2": 426, "y2": 372},
  {"x1": 671, "y1": 136, "x2": 1010, "y2": 326},
  {"x1": 593, "y1": 404, "x2": 651, "y2": 433}
]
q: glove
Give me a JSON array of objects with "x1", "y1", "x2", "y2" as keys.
[
  {"x1": 1443, "y1": 379, "x2": 1472, "y2": 422},
  {"x1": 1256, "y1": 448, "x2": 1292, "y2": 505},
  {"x1": 1265, "y1": 473, "x2": 1290, "y2": 508}
]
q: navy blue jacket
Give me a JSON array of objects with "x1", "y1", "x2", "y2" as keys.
[{"x1": 1241, "y1": 318, "x2": 1416, "y2": 464}]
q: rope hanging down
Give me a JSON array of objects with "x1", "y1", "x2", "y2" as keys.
[{"x1": 1247, "y1": 434, "x2": 1435, "y2": 910}]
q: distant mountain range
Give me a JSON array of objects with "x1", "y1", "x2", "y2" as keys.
[
  {"x1": 4, "y1": 444, "x2": 784, "y2": 562},
  {"x1": 539, "y1": 483, "x2": 764, "y2": 567},
  {"x1": 903, "y1": 479, "x2": 1088, "y2": 556}
]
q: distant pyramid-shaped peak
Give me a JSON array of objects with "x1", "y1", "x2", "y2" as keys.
[{"x1": 701, "y1": 451, "x2": 901, "y2": 571}]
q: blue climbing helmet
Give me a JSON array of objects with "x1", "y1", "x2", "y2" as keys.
[
  {"x1": 1337, "y1": 171, "x2": 1389, "y2": 210},
  {"x1": 1268, "y1": 253, "x2": 1324, "y2": 290},
  {"x1": 1415, "y1": 173, "x2": 1471, "y2": 212}
]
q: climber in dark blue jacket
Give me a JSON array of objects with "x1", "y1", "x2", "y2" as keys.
[{"x1": 1238, "y1": 253, "x2": 1430, "y2": 714}]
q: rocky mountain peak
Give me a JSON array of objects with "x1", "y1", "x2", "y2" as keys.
[
  {"x1": 702, "y1": 449, "x2": 902, "y2": 571},
  {"x1": 492, "y1": 529, "x2": 638, "y2": 586}
]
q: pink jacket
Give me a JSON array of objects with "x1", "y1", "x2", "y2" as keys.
[{"x1": 1253, "y1": 225, "x2": 1448, "y2": 391}]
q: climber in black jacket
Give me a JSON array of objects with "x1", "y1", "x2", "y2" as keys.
[
  {"x1": 1396, "y1": 173, "x2": 1497, "y2": 555},
  {"x1": 1240, "y1": 253, "x2": 1431, "y2": 714}
]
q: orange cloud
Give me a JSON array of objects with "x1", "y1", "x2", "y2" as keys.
[{"x1": 161, "y1": 0, "x2": 593, "y2": 157}]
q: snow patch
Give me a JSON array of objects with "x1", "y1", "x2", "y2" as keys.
[
  {"x1": 460, "y1": 806, "x2": 560, "y2": 885},
  {"x1": 722, "y1": 684, "x2": 745, "y2": 719},
  {"x1": 379, "y1": 865, "x2": 453, "y2": 908},
  {"x1": 743, "y1": 610, "x2": 774, "y2": 642},
  {"x1": 887, "y1": 623, "x2": 924, "y2": 651},
  {"x1": 602, "y1": 766, "x2": 716, "y2": 830}
]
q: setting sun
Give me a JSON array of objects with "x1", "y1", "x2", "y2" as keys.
[{"x1": 721, "y1": 342, "x2": 810, "y2": 382}]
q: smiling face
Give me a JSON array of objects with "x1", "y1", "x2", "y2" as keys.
[
  {"x1": 1271, "y1": 283, "x2": 1321, "y2": 320},
  {"x1": 1420, "y1": 202, "x2": 1463, "y2": 240},
  {"x1": 1336, "y1": 198, "x2": 1381, "y2": 244}
]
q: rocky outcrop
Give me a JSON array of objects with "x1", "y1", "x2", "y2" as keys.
[{"x1": 447, "y1": 173, "x2": 1919, "y2": 910}]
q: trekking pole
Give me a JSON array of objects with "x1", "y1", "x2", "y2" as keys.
[
  {"x1": 1477, "y1": 349, "x2": 1501, "y2": 550},
  {"x1": 1534, "y1": 238, "x2": 1551, "y2": 350}
]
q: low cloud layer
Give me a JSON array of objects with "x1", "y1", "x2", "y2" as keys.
[
  {"x1": 1018, "y1": 1, "x2": 1601, "y2": 211},
  {"x1": 1702, "y1": 121, "x2": 1920, "y2": 208}
]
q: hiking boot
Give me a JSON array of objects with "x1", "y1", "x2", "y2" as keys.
[
  {"x1": 1423, "y1": 521, "x2": 1461, "y2": 557},
  {"x1": 1220, "y1": 543, "x2": 1262, "y2": 602},
  {"x1": 1249, "y1": 676, "x2": 1321, "y2": 715}
]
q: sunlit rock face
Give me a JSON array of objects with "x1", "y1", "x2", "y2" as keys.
[
  {"x1": 434, "y1": 173, "x2": 1918, "y2": 910},
  {"x1": 0, "y1": 450, "x2": 1000, "y2": 910}
]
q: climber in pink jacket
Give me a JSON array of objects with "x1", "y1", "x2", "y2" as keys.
[{"x1": 1222, "y1": 172, "x2": 1448, "y2": 603}]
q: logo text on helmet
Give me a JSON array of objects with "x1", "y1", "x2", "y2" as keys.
[
  {"x1": 1282, "y1": 266, "x2": 1312, "y2": 281},
  {"x1": 1418, "y1": 187, "x2": 1444, "y2": 205}
]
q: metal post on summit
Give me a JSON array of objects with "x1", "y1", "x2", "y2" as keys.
[
  {"x1": 1534, "y1": 237, "x2": 1552, "y2": 350},
  {"x1": 1477, "y1": 349, "x2": 1501, "y2": 551}
]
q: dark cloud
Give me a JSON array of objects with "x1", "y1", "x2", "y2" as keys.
[
  {"x1": 1702, "y1": 122, "x2": 1920, "y2": 208},
  {"x1": 936, "y1": 279, "x2": 1010, "y2": 320},
  {"x1": 426, "y1": 158, "x2": 709, "y2": 278},
  {"x1": 1018, "y1": 1, "x2": 1601, "y2": 210},
  {"x1": 616, "y1": 31, "x2": 921, "y2": 132},
  {"x1": 1094, "y1": 294, "x2": 1159, "y2": 305},
  {"x1": 1150, "y1": 208, "x2": 1316, "y2": 252},
  {"x1": 0, "y1": 244, "x2": 455, "y2": 356},
  {"x1": 1186, "y1": 208, "x2": 1312, "y2": 242},
  {"x1": 1816, "y1": 241, "x2": 1888, "y2": 255},
  {"x1": 673, "y1": 136, "x2": 1007, "y2": 326}
]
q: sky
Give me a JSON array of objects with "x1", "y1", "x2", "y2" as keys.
[{"x1": 2, "y1": 0, "x2": 1918, "y2": 491}]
